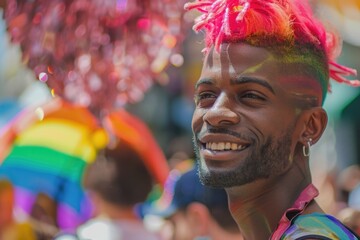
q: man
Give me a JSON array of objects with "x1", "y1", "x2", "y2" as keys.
[
  {"x1": 54, "y1": 110, "x2": 169, "y2": 240},
  {"x1": 55, "y1": 140, "x2": 162, "y2": 240},
  {"x1": 185, "y1": 0, "x2": 360, "y2": 239},
  {"x1": 140, "y1": 162, "x2": 243, "y2": 240}
]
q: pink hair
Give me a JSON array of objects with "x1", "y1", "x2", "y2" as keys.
[{"x1": 184, "y1": 0, "x2": 359, "y2": 88}]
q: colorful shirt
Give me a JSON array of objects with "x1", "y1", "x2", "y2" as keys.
[
  {"x1": 281, "y1": 213, "x2": 358, "y2": 239},
  {"x1": 270, "y1": 184, "x2": 359, "y2": 240}
]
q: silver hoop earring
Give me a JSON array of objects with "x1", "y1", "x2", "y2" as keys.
[{"x1": 302, "y1": 138, "x2": 312, "y2": 157}]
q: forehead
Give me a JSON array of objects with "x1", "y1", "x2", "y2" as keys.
[
  {"x1": 203, "y1": 43, "x2": 271, "y2": 75},
  {"x1": 200, "y1": 43, "x2": 323, "y2": 105}
]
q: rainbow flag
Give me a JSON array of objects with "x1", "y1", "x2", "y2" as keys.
[{"x1": 0, "y1": 99, "x2": 107, "y2": 230}]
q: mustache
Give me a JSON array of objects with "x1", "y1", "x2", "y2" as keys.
[{"x1": 196, "y1": 128, "x2": 252, "y2": 141}]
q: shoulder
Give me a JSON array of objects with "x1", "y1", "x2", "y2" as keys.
[
  {"x1": 281, "y1": 213, "x2": 359, "y2": 240},
  {"x1": 114, "y1": 220, "x2": 161, "y2": 240},
  {"x1": 55, "y1": 218, "x2": 161, "y2": 240},
  {"x1": 55, "y1": 218, "x2": 121, "y2": 240}
]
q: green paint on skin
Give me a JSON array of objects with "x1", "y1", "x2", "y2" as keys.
[
  {"x1": 243, "y1": 52, "x2": 326, "y2": 88},
  {"x1": 256, "y1": 51, "x2": 327, "y2": 105},
  {"x1": 240, "y1": 55, "x2": 322, "y2": 108},
  {"x1": 241, "y1": 35, "x2": 328, "y2": 101},
  {"x1": 275, "y1": 51, "x2": 328, "y2": 104},
  {"x1": 241, "y1": 60, "x2": 268, "y2": 74},
  {"x1": 234, "y1": 47, "x2": 327, "y2": 106}
]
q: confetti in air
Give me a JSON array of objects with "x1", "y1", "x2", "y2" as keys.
[{"x1": 5, "y1": 0, "x2": 188, "y2": 115}]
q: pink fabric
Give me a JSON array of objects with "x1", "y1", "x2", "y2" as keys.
[{"x1": 270, "y1": 184, "x2": 319, "y2": 240}]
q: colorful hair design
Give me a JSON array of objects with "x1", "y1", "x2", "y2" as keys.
[{"x1": 184, "y1": 0, "x2": 360, "y2": 92}]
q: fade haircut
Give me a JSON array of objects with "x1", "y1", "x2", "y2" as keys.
[{"x1": 185, "y1": 0, "x2": 359, "y2": 103}]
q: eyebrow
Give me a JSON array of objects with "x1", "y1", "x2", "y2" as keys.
[
  {"x1": 195, "y1": 78, "x2": 214, "y2": 90},
  {"x1": 231, "y1": 76, "x2": 275, "y2": 94},
  {"x1": 195, "y1": 76, "x2": 275, "y2": 94}
]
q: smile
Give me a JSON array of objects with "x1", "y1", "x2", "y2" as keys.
[
  {"x1": 205, "y1": 142, "x2": 247, "y2": 151},
  {"x1": 199, "y1": 141, "x2": 250, "y2": 162}
]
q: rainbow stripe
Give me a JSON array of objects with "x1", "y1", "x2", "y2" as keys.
[
  {"x1": 282, "y1": 213, "x2": 359, "y2": 239},
  {"x1": 0, "y1": 100, "x2": 106, "y2": 230}
]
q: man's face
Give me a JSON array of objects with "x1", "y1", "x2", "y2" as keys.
[{"x1": 192, "y1": 43, "x2": 319, "y2": 188}]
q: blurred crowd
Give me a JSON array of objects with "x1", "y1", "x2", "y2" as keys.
[{"x1": 1, "y1": 99, "x2": 360, "y2": 239}]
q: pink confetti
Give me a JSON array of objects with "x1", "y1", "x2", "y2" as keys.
[
  {"x1": 5, "y1": 0, "x2": 188, "y2": 115},
  {"x1": 38, "y1": 72, "x2": 48, "y2": 82}
]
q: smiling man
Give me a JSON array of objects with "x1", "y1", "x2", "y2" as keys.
[{"x1": 185, "y1": 0, "x2": 360, "y2": 239}]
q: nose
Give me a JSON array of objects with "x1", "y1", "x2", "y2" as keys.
[{"x1": 203, "y1": 92, "x2": 240, "y2": 126}]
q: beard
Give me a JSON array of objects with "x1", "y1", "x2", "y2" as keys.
[{"x1": 193, "y1": 130, "x2": 293, "y2": 188}]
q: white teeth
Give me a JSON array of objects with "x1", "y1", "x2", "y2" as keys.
[
  {"x1": 205, "y1": 142, "x2": 246, "y2": 151},
  {"x1": 231, "y1": 143, "x2": 238, "y2": 150},
  {"x1": 211, "y1": 142, "x2": 217, "y2": 150},
  {"x1": 218, "y1": 142, "x2": 225, "y2": 150},
  {"x1": 225, "y1": 142, "x2": 231, "y2": 149}
]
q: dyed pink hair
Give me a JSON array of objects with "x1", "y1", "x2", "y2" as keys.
[{"x1": 184, "y1": 0, "x2": 359, "y2": 88}]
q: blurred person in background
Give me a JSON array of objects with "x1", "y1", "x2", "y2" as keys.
[
  {"x1": 348, "y1": 183, "x2": 360, "y2": 213},
  {"x1": 54, "y1": 109, "x2": 169, "y2": 240},
  {"x1": 29, "y1": 193, "x2": 59, "y2": 240},
  {"x1": 337, "y1": 208, "x2": 360, "y2": 236},
  {"x1": 336, "y1": 165, "x2": 360, "y2": 235},
  {"x1": 337, "y1": 165, "x2": 360, "y2": 207},
  {"x1": 55, "y1": 140, "x2": 162, "y2": 240},
  {"x1": 140, "y1": 163, "x2": 243, "y2": 240},
  {"x1": 185, "y1": 0, "x2": 360, "y2": 238}
]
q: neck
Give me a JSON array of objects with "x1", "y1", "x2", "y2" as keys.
[
  {"x1": 226, "y1": 160, "x2": 318, "y2": 240},
  {"x1": 208, "y1": 218, "x2": 243, "y2": 240}
]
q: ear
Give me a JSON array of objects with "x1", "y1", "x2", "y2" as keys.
[
  {"x1": 298, "y1": 107, "x2": 328, "y2": 145},
  {"x1": 186, "y1": 202, "x2": 211, "y2": 236}
]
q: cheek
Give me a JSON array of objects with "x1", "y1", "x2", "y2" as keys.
[
  {"x1": 244, "y1": 109, "x2": 289, "y2": 131},
  {"x1": 244, "y1": 108, "x2": 297, "y2": 145}
]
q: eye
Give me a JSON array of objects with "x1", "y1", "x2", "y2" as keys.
[
  {"x1": 240, "y1": 92, "x2": 265, "y2": 100},
  {"x1": 194, "y1": 91, "x2": 217, "y2": 106},
  {"x1": 197, "y1": 92, "x2": 216, "y2": 100}
]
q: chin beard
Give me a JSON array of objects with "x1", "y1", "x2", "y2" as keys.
[{"x1": 192, "y1": 131, "x2": 293, "y2": 188}]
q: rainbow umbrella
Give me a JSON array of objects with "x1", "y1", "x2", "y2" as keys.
[
  {"x1": 0, "y1": 98, "x2": 170, "y2": 230},
  {"x1": 0, "y1": 98, "x2": 108, "y2": 230}
]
